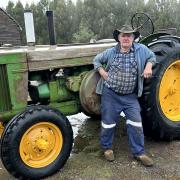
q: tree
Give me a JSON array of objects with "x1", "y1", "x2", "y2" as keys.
[
  {"x1": 30, "y1": 0, "x2": 49, "y2": 44},
  {"x1": 53, "y1": 0, "x2": 70, "y2": 43},
  {"x1": 6, "y1": 1, "x2": 15, "y2": 15},
  {"x1": 72, "y1": 21, "x2": 97, "y2": 43},
  {"x1": 154, "y1": 0, "x2": 179, "y2": 30},
  {"x1": 4, "y1": 0, "x2": 180, "y2": 44}
]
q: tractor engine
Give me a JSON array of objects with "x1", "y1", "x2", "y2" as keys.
[{"x1": 29, "y1": 68, "x2": 88, "y2": 104}]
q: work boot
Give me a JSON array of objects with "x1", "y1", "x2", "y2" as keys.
[
  {"x1": 104, "y1": 149, "x2": 115, "y2": 162},
  {"x1": 134, "y1": 154, "x2": 154, "y2": 167}
]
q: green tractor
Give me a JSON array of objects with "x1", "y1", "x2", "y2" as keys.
[{"x1": 0, "y1": 12, "x2": 179, "y2": 179}]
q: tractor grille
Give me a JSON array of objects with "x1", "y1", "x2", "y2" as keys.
[{"x1": 0, "y1": 65, "x2": 11, "y2": 112}]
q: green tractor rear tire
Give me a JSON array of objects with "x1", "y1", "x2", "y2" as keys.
[
  {"x1": 140, "y1": 36, "x2": 180, "y2": 140},
  {"x1": 1, "y1": 105, "x2": 73, "y2": 179}
]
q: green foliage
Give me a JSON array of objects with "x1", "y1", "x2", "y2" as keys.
[
  {"x1": 6, "y1": 1, "x2": 15, "y2": 15},
  {"x1": 5, "y1": 0, "x2": 180, "y2": 45},
  {"x1": 73, "y1": 22, "x2": 97, "y2": 43},
  {"x1": 30, "y1": 0, "x2": 49, "y2": 45}
]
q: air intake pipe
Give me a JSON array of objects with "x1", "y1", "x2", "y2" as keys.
[{"x1": 24, "y1": 10, "x2": 36, "y2": 46}]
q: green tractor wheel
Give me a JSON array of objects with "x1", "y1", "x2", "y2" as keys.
[
  {"x1": 1, "y1": 105, "x2": 73, "y2": 179},
  {"x1": 140, "y1": 36, "x2": 180, "y2": 140}
]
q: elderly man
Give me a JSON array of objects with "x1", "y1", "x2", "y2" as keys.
[{"x1": 93, "y1": 25, "x2": 156, "y2": 166}]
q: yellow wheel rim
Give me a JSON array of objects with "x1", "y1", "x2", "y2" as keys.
[
  {"x1": 0, "y1": 122, "x2": 4, "y2": 138},
  {"x1": 20, "y1": 122, "x2": 63, "y2": 168},
  {"x1": 159, "y1": 60, "x2": 180, "y2": 121}
]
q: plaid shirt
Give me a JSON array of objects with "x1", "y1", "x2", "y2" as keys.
[{"x1": 104, "y1": 46, "x2": 138, "y2": 94}]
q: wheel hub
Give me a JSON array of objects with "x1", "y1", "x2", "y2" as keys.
[{"x1": 35, "y1": 138, "x2": 49, "y2": 151}]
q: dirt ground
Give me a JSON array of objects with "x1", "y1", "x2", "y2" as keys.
[{"x1": 0, "y1": 117, "x2": 180, "y2": 180}]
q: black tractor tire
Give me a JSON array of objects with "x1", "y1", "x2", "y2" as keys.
[
  {"x1": 1, "y1": 105, "x2": 73, "y2": 179},
  {"x1": 139, "y1": 36, "x2": 180, "y2": 141}
]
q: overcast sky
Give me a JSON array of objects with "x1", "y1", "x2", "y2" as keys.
[{"x1": 0, "y1": 0, "x2": 77, "y2": 8}]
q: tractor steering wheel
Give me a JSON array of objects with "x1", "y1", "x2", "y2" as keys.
[{"x1": 131, "y1": 12, "x2": 154, "y2": 37}]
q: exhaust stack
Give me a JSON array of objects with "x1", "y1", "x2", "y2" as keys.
[
  {"x1": 24, "y1": 10, "x2": 36, "y2": 46},
  {"x1": 46, "y1": 10, "x2": 56, "y2": 45}
]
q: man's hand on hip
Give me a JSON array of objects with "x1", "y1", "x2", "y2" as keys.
[{"x1": 98, "y1": 67, "x2": 108, "y2": 80}]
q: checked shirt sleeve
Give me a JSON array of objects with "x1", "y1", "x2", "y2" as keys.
[{"x1": 93, "y1": 48, "x2": 112, "y2": 71}]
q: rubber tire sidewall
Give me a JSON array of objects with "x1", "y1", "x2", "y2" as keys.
[
  {"x1": 153, "y1": 52, "x2": 180, "y2": 130},
  {"x1": 1, "y1": 106, "x2": 73, "y2": 179},
  {"x1": 141, "y1": 47, "x2": 180, "y2": 139}
]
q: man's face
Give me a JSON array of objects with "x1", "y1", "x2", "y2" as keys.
[{"x1": 118, "y1": 33, "x2": 134, "y2": 49}]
